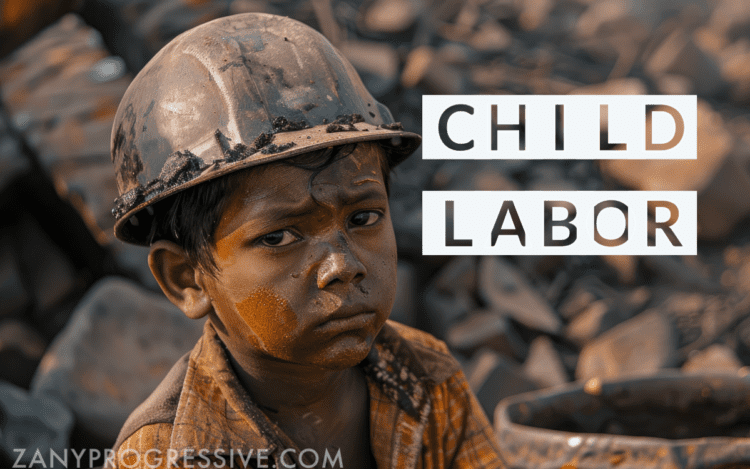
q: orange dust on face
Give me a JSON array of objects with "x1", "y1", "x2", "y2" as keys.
[{"x1": 202, "y1": 143, "x2": 397, "y2": 370}]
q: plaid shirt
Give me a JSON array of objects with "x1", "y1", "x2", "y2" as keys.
[{"x1": 111, "y1": 320, "x2": 505, "y2": 468}]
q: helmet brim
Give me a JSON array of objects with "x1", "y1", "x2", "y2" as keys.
[{"x1": 113, "y1": 122, "x2": 420, "y2": 246}]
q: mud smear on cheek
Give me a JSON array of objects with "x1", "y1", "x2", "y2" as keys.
[
  {"x1": 235, "y1": 288, "x2": 298, "y2": 352},
  {"x1": 214, "y1": 224, "x2": 245, "y2": 263}
]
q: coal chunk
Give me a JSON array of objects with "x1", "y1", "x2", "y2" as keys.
[{"x1": 31, "y1": 277, "x2": 205, "y2": 445}]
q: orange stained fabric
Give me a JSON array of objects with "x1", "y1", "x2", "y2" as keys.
[{"x1": 111, "y1": 320, "x2": 506, "y2": 469}]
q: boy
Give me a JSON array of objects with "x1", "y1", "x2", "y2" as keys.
[{"x1": 108, "y1": 13, "x2": 504, "y2": 469}]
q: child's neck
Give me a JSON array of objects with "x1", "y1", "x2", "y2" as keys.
[
  {"x1": 229, "y1": 349, "x2": 357, "y2": 410},
  {"x1": 227, "y1": 348, "x2": 375, "y2": 468}
]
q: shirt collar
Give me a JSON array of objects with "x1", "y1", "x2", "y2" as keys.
[{"x1": 167, "y1": 320, "x2": 449, "y2": 468}]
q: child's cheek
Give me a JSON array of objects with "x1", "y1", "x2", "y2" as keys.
[{"x1": 234, "y1": 287, "x2": 298, "y2": 353}]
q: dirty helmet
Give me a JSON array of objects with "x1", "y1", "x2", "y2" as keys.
[{"x1": 110, "y1": 13, "x2": 421, "y2": 245}]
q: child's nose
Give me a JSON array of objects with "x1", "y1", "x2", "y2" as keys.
[{"x1": 316, "y1": 243, "x2": 367, "y2": 289}]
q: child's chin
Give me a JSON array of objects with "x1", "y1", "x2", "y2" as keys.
[{"x1": 314, "y1": 335, "x2": 375, "y2": 369}]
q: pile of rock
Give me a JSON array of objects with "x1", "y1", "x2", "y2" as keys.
[{"x1": 2, "y1": 0, "x2": 750, "y2": 460}]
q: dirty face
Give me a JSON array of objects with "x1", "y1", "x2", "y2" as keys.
[{"x1": 202, "y1": 143, "x2": 397, "y2": 370}]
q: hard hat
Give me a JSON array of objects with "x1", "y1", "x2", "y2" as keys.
[{"x1": 111, "y1": 13, "x2": 421, "y2": 245}]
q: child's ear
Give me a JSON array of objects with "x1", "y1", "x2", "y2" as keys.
[{"x1": 148, "y1": 240, "x2": 212, "y2": 319}]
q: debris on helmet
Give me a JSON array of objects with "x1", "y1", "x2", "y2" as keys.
[
  {"x1": 260, "y1": 142, "x2": 296, "y2": 155},
  {"x1": 112, "y1": 150, "x2": 205, "y2": 219},
  {"x1": 112, "y1": 185, "x2": 146, "y2": 219},
  {"x1": 253, "y1": 132, "x2": 274, "y2": 149},
  {"x1": 379, "y1": 122, "x2": 404, "y2": 131},
  {"x1": 214, "y1": 129, "x2": 257, "y2": 163},
  {"x1": 109, "y1": 13, "x2": 421, "y2": 244},
  {"x1": 159, "y1": 150, "x2": 203, "y2": 187},
  {"x1": 326, "y1": 114, "x2": 366, "y2": 133},
  {"x1": 272, "y1": 116, "x2": 310, "y2": 133}
]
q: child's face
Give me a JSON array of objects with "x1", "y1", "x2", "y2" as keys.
[{"x1": 202, "y1": 143, "x2": 397, "y2": 370}]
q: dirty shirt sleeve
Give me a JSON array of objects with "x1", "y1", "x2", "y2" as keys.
[
  {"x1": 422, "y1": 370, "x2": 507, "y2": 469},
  {"x1": 110, "y1": 423, "x2": 174, "y2": 469}
]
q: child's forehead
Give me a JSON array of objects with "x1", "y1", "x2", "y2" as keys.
[
  {"x1": 239, "y1": 143, "x2": 385, "y2": 196},
  {"x1": 216, "y1": 144, "x2": 388, "y2": 231}
]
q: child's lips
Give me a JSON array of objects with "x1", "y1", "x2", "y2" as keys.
[{"x1": 313, "y1": 307, "x2": 377, "y2": 336}]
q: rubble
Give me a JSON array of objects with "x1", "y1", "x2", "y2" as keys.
[
  {"x1": 389, "y1": 261, "x2": 417, "y2": 328},
  {"x1": 423, "y1": 256, "x2": 478, "y2": 338},
  {"x1": 682, "y1": 343, "x2": 743, "y2": 374},
  {"x1": 0, "y1": 15, "x2": 130, "y2": 244},
  {"x1": 446, "y1": 311, "x2": 528, "y2": 360},
  {"x1": 564, "y1": 299, "x2": 619, "y2": 346},
  {"x1": 15, "y1": 214, "x2": 78, "y2": 315},
  {"x1": 522, "y1": 336, "x2": 569, "y2": 388},
  {"x1": 645, "y1": 28, "x2": 725, "y2": 96},
  {"x1": 465, "y1": 348, "x2": 539, "y2": 418},
  {"x1": 339, "y1": 40, "x2": 399, "y2": 97},
  {"x1": 478, "y1": 256, "x2": 562, "y2": 335},
  {"x1": 2, "y1": 0, "x2": 750, "y2": 455},
  {"x1": 576, "y1": 310, "x2": 679, "y2": 381},
  {"x1": 0, "y1": 241, "x2": 29, "y2": 319},
  {"x1": 361, "y1": 0, "x2": 417, "y2": 33},
  {"x1": 0, "y1": 319, "x2": 46, "y2": 388},
  {"x1": 31, "y1": 277, "x2": 204, "y2": 445},
  {"x1": 0, "y1": 381, "x2": 73, "y2": 466},
  {"x1": 0, "y1": 108, "x2": 29, "y2": 199},
  {"x1": 600, "y1": 100, "x2": 750, "y2": 241}
]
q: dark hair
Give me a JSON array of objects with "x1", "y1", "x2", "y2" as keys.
[{"x1": 149, "y1": 143, "x2": 392, "y2": 275}]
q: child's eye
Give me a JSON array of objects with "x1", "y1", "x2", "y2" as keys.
[
  {"x1": 259, "y1": 230, "x2": 298, "y2": 246},
  {"x1": 350, "y1": 211, "x2": 381, "y2": 227}
]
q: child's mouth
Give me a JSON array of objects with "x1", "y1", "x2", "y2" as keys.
[{"x1": 314, "y1": 310, "x2": 377, "y2": 336}]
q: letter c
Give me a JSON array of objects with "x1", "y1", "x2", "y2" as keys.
[{"x1": 438, "y1": 104, "x2": 474, "y2": 151}]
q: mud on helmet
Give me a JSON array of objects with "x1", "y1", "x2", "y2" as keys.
[{"x1": 110, "y1": 13, "x2": 421, "y2": 245}]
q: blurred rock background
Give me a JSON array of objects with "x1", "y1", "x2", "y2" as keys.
[{"x1": 2, "y1": 0, "x2": 750, "y2": 464}]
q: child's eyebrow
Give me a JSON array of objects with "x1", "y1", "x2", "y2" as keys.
[
  {"x1": 262, "y1": 201, "x2": 318, "y2": 223},
  {"x1": 251, "y1": 186, "x2": 387, "y2": 224},
  {"x1": 340, "y1": 187, "x2": 388, "y2": 206}
]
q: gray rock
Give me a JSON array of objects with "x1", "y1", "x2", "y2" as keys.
[
  {"x1": 0, "y1": 381, "x2": 73, "y2": 467},
  {"x1": 339, "y1": 40, "x2": 399, "y2": 98},
  {"x1": 423, "y1": 257, "x2": 478, "y2": 338},
  {"x1": 682, "y1": 344, "x2": 742, "y2": 374},
  {"x1": 52, "y1": 161, "x2": 120, "y2": 244},
  {"x1": 0, "y1": 241, "x2": 29, "y2": 319},
  {"x1": 576, "y1": 309, "x2": 678, "y2": 381},
  {"x1": 15, "y1": 215, "x2": 77, "y2": 313},
  {"x1": 558, "y1": 280, "x2": 602, "y2": 321},
  {"x1": 719, "y1": 39, "x2": 750, "y2": 103},
  {"x1": 389, "y1": 261, "x2": 417, "y2": 328},
  {"x1": 646, "y1": 28, "x2": 725, "y2": 97},
  {"x1": 600, "y1": 254, "x2": 638, "y2": 285},
  {"x1": 522, "y1": 336, "x2": 569, "y2": 388},
  {"x1": 600, "y1": 101, "x2": 749, "y2": 241},
  {"x1": 446, "y1": 311, "x2": 528, "y2": 360},
  {"x1": 478, "y1": 256, "x2": 562, "y2": 335},
  {"x1": 469, "y1": 20, "x2": 512, "y2": 52},
  {"x1": 708, "y1": 0, "x2": 750, "y2": 41},
  {"x1": 0, "y1": 319, "x2": 46, "y2": 389},
  {"x1": 31, "y1": 277, "x2": 205, "y2": 445},
  {"x1": 642, "y1": 256, "x2": 718, "y2": 291},
  {"x1": 109, "y1": 241, "x2": 161, "y2": 291},
  {"x1": 362, "y1": 0, "x2": 417, "y2": 33},
  {"x1": 0, "y1": 14, "x2": 131, "y2": 245},
  {"x1": 80, "y1": 0, "x2": 233, "y2": 72},
  {"x1": 565, "y1": 299, "x2": 617, "y2": 346},
  {"x1": 734, "y1": 315, "x2": 750, "y2": 364},
  {"x1": 465, "y1": 348, "x2": 539, "y2": 419},
  {"x1": 0, "y1": 110, "x2": 29, "y2": 196}
]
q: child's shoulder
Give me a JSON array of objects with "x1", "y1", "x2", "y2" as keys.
[
  {"x1": 380, "y1": 320, "x2": 461, "y2": 385},
  {"x1": 384, "y1": 320, "x2": 450, "y2": 353}
]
